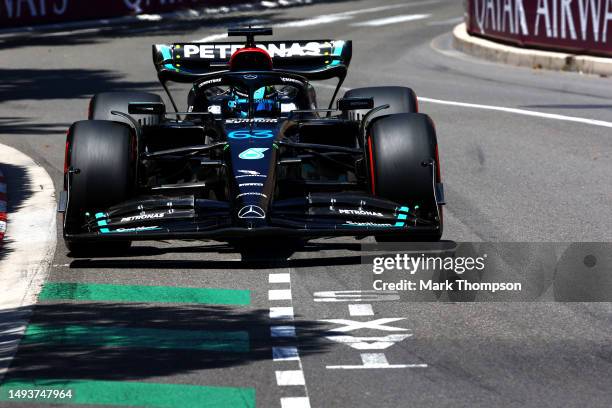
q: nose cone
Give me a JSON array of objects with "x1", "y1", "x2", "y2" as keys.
[{"x1": 224, "y1": 120, "x2": 279, "y2": 226}]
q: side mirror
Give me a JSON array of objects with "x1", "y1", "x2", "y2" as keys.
[
  {"x1": 337, "y1": 97, "x2": 374, "y2": 111},
  {"x1": 128, "y1": 102, "x2": 166, "y2": 115}
]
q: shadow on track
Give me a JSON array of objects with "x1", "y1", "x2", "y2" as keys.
[
  {"x1": 68, "y1": 240, "x2": 365, "y2": 270},
  {"x1": 0, "y1": 303, "x2": 331, "y2": 381},
  {"x1": 0, "y1": 68, "x2": 158, "y2": 103},
  {"x1": 0, "y1": 117, "x2": 70, "y2": 135}
]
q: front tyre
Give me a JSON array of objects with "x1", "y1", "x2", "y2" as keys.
[
  {"x1": 64, "y1": 120, "x2": 135, "y2": 255},
  {"x1": 368, "y1": 113, "x2": 443, "y2": 242}
]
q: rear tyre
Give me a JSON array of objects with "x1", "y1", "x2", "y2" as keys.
[
  {"x1": 89, "y1": 91, "x2": 164, "y2": 126},
  {"x1": 368, "y1": 113, "x2": 442, "y2": 242},
  {"x1": 64, "y1": 120, "x2": 135, "y2": 255},
  {"x1": 343, "y1": 86, "x2": 418, "y2": 121}
]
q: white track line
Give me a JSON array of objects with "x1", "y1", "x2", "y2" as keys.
[
  {"x1": 276, "y1": 370, "x2": 306, "y2": 386},
  {"x1": 196, "y1": 1, "x2": 442, "y2": 41},
  {"x1": 273, "y1": 346, "x2": 300, "y2": 361},
  {"x1": 315, "y1": 82, "x2": 612, "y2": 129},
  {"x1": 196, "y1": 33, "x2": 228, "y2": 43},
  {"x1": 269, "y1": 289, "x2": 293, "y2": 300},
  {"x1": 352, "y1": 14, "x2": 430, "y2": 27},
  {"x1": 270, "y1": 306, "x2": 295, "y2": 320},
  {"x1": 281, "y1": 397, "x2": 311, "y2": 408},
  {"x1": 269, "y1": 272, "x2": 311, "y2": 407},
  {"x1": 348, "y1": 304, "x2": 374, "y2": 316},
  {"x1": 0, "y1": 171, "x2": 6, "y2": 241},
  {"x1": 0, "y1": 143, "x2": 57, "y2": 383},
  {"x1": 269, "y1": 273, "x2": 291, "y2": 283},
  {"x1": 418, "y1": 97, "x2": 612, "y2": 129}
]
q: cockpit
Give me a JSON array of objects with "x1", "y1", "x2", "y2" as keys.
[{"x1": 188, "y1": 73, "x2": 315, "y2": 119}]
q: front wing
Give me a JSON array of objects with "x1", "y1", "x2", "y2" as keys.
[{"x1": 61, "y1": 193, "x2": 441, "y2": 242}]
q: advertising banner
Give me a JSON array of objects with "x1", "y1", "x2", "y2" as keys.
[
  {"x1": 0, "y1": 0, "x2": 242, "y2": 29},
  {"x1": 466, "y1": 0, "x2": 612, "y2": 57}
]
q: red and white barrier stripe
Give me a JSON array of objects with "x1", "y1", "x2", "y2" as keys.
[{"x1": 0, "y1": 170, "x2": 6, "y2": 242}]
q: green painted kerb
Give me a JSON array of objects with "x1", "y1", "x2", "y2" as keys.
[
  {"x1": 0, "y1": 379, "x2": 255, "y2": 408},
  {"x1": 39, "y1": 282, "x2": 250, "y2": 306},
  {"x1": 22, "y1": 324, "x2": 249, "y2": 353}
]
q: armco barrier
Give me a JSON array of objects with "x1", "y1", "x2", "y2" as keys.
[
  {"x1": 0, "y1": 0, "x2": 244, "y2": 29},
  {"x1": 465, "y1": 0, "x2": 612, "y2": 58}
]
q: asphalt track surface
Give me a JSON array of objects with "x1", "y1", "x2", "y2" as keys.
[{"x1": 1, "y1": 1, "x2": 611, "y2": 407}]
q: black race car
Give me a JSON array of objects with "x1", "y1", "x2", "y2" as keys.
[{"x1": 60, "y1": 27, "x2": 445, "y2": 254}]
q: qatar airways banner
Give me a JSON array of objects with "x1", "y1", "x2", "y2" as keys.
[
  {"x1": 465, "y1": 0, "x2": 612, "y2": 57},
  {"x1": 0, "y1": 0, "x2": 242, "y2": 28}
]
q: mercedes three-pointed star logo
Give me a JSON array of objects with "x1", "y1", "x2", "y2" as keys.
[{"x1": 238, "y1": 205, "x2": 266, "y2": 219}]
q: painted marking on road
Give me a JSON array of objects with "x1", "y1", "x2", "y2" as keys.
[
  {"x1": 281, "y1": 397, "x2": 311, "y2": 408},
  {"x1": 0, "y1": 169, "x2": 5, "y2": 242},
  {"x1": 320, "y1": 318, "x2": 408, "y2": 333},
  {"x1": 39, "y1": 282, "x2": 251, "y2": 306},
  {"x1": 270, "y1": 306, "x2": 294, "y2": 320},
  {"x1": 0, "y1": 378, "x2": 255, "y2": 407},
  {"x1": 269, "y1": 273, "x2": 291, "y2": 283},
  {"x1": 327, "y1": 353, "x2": 428, "y2": 370},
  {"x1": 271, "y1": 325, "x2": 297, "y2": 338},
  {"x1": 273, "y1": 346, "x2": 300, "y2": 361},
  {"x1": 352, "y1": 14, "x2": 430, "y2": 27},
  {"x1": 325, "y1": 334, "x2": 413, "y2": 350},
  {"x1": 275, "y1": 370, "x2": 306, "y2": 386},
  {"x1": 318, "y1": 82, "x2": 612, "y2": 130},
  {"x1": 269, "y1": 273, "x2": 311, "y2": 407},
  {"x1": 269, "y1": 289, "x2": 293, "y2": 301},
  {"x1": 427, "y1": 16, "x2": 464, "y2": 26},
  {"x1": 275, "y1": 15, "x2": 352, "y2": 28},
  {"x1": 419, "y1": 97, "x2": 612, "y2": 129},
  {"x1": 348, "y1": 304, "x2": 374, "y2": 316},
  {"x1": 196, "y1": 33, "x2": 229, "y2": 42},
  {"x1": 22, "y1": 324, "x2": 249, "y2": 352},
  {"x1": 313, "y1": 290, "x2": 400, "y2": 302}
]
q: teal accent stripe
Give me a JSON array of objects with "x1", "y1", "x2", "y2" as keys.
[
  {"x1": 0, "y1": 379, "x2": 255, "y2": 408},
  {"x1": 39, "y1": 283, "x2": 250, "y2": 306},
  {"x1": 397, "y1": 214, "x2": 407, "y2": 221},
  {"x1": 394, "y1": 222, "x2": 405, "y2": 227},
  {"x1": 22, "y1": 324, "x2": 249, "y2": 352},
  {"x1": 398, "y1": 206, "x2": 410, "y2": 213}
]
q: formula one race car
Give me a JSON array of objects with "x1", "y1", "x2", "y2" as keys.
[{"x1": 60, "y1": 27, "x2": 445, "y2": 254}]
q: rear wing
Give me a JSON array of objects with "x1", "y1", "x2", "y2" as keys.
[{"x1": 153, "y1": 40, "x2": 352, "y2": 83}]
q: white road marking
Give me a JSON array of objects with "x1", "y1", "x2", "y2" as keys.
[
  {"x1": 275, "y1": 15, "x2": 352, "y2": 28},
  {"x1": 281, "y1": 397, "x2": 311, "y2": 408},
  {"x1": 325, "y1": 334, "x2": 413, "y2": 350},
  {"x1": 313, "y1": 290, "x2": 400, "y2": 302},
  {"x1": 320, "y1": 318, "x2": 408, "y2": 333},
  {"x1": 352, "y1": 14, "x2": 430, "y2": 27},
  {"x1": 0, "y1": 144, "x2": 57, "y2": 382},
  {"x1": 269, "y1": 289, "x2": 293, "y2": 301},
  {"x1": 196, "y1": 33, "x2": 228, "y2": 43},
  {"x1": 327, "y1": 353, "x2": 428, "y2": 370},
  {"x1": 136, "y1": 14, "x2": 162, "y2": 21},
  {"x1": 316, "y1": 82, "x2": 612, "y2": 130},
  {"x1": 270, "y1": 306, "x2": 295, "y2": 320},
  {"x1": 273, "y1": 346, "x2": 300, "y2": 361},
  {"x1": 271, "y1": 325, "x2": 297, "y2": 338},
  {"x1": 269, "y1": 273, "x2": 291, "y2": 283},
  {"x1": 276, "y1": 370, "x2": 306, "y2": 386},
  {"x1": 427, "y1": 16, "x2": 464, "y2": 26},
  {"x1": 419, "y1": 97, "x2": 612, "y2": 129},
  {"x1": 348, "y1": 304, "x2": 374, "y2": 316}
]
